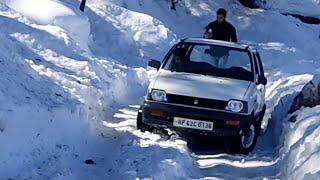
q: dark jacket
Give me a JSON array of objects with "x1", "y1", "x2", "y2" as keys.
[{"x1": 205, "y1": 20, "x2": 238, "y2": 42}]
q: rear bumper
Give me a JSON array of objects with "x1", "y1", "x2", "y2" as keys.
[{"x1": 142, "y1": 100, "x2": 252, "y2": 136}]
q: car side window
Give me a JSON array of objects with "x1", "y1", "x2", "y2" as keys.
[
  {"x1": 253, "y1": 53, "x2": 259, "y2": 76},
  {"x1": 256, "y1": 52, "x2": 265, "y2": 77},
  {"x1": 226, "y1": 51, "x2": 252, "y2": 71}
]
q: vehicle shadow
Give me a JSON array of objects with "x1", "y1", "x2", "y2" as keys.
[{"x1": 186, "y1": 135, "x2": 233, "y2": 155}]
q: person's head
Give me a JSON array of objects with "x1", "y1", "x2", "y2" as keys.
[
  {"x1": 173, "y1": 47, "x2": 187, "y2": 63},
  {"x1": 216, "y1": 8, "x2": 227, "y2": 23}
]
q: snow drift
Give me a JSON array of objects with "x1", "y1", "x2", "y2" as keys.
[
  {"x1": 0, "y1": 0, "x2": 148, "y2": 178},
  {"x1": 4, "y1": 0, "x2": 91, "y2": 52},
  {"x1": 258, "y1": 0, "x2": 320, "y2": 17}
]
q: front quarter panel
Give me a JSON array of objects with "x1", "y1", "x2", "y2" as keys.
[
  {"x1": 147, "y1": 69, "x2": 163, "y2": 92},
  {"x1": 243, "y1": 83, "x2": 258, "y2": 115}
]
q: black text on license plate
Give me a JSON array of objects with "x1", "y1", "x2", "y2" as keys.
[{"x1": 173, "y1": 117, "x2": 213, "y2": 131}]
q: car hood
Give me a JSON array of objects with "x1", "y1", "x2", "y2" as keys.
[{"x1": 151, "y1": 70, "x2": 251, "y2": 101}]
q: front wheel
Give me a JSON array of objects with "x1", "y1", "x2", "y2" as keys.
[
  {"x1": 233, "y1": 123, "x2": 259, "y2": 154},
  {"x1": 136, "y1": 108, "x2": 153, "y2": 133}
]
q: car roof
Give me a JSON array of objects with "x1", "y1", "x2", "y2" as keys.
[{"x1": 182, "y1": 38, "x2": 254, "y2": 51}]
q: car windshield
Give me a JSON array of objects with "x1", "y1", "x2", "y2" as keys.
[{"x1": 163, "y1": 42, "x2": 253, "y2": 81}]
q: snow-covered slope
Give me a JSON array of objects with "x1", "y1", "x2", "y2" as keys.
[
  {"x1": 0, "y1": 0, "x2": 319, "y2": 179},
  {"x1": 0, "y1": 0, "x2": 148, "y2": 178},
  {"x1": 258, "y1": 0, "x2": 320, "y2": 17}
]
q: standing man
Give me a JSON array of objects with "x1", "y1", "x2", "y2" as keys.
[
  {"x1": 205, "y1": 8, "x2": 238, "y2": 43},
  {"x1": 204, "y1": 8, "x2": 238, "y2": 68}
]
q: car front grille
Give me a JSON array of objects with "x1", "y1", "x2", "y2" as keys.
[{"x1": 166, "y1": 94, "x2": 228, "y2": 111}]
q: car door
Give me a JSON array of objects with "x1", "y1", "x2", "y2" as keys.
[{"x1": 254, "y1": 52, "x2": 266, "y2": 111}]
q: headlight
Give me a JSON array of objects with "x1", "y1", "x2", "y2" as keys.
[
  {"x1": 225, "y1": 100, "x2": 244, "y2": 112},
  {"x1": 150, "y1": 89, "x2": 167, "y2": 102}
]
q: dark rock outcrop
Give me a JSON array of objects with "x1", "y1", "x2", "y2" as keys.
[
  {"x1": 85, "y1": 159, "x2": 96, "y2": 165},
  {"x1": 282, "y1": 13, "x2": 320, "y2": 25},
  {"x1": 238, "y1": 0, "x2": 259, "y2": 8},
  {"x1": 289, "y1": 75, "x2": 320, "y2": 113}
]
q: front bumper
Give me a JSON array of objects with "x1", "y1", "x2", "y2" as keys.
[{"x1": 142, "y1": 100, "x2": 252, "y2": 136}]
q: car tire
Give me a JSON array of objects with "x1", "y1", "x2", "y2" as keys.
[
  {"x1": 233, "y1": 122, "x2": 259, "y2": 155},
  {"x1": 136, "y1": 108, "x2": 153, "y2": 133},
  {"x1": 186, "y1": 133, "x2": 200, "y2": 149},
  {"x1": 256, "y1": 105, "x2": 266, "y2": 135}
]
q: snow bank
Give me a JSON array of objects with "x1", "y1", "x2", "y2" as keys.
[
  {"x1": 0, "y1": 30, "x2": 90, "y2": 178},
  {"x1": 280, "y1": 106, "x2": 320, "y2": 179},
  {"x1": 5, "y1": 0, "x2": 75, "y2": 24},
  {"x1": 0, "y1": 1, "x2": 149, "y2": 178},
  {"x1": 258, "y1": 0, "x2": 320, "y2": 17},
  {"x1": 85, "y1": 0, "x2": 176, "y2": 66},
  {"x1": 4, "y1": 0, "x2": 91, "y2": 52}
]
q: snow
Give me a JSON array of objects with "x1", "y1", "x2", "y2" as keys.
[
  {"x1": 4, "y1": 0, "x2": 91, "y2": 52},
  {"x1": 84, "y1": 0, "x2": 177, "y2": 66},
  {"x1": 258, "y1": 0, "x2": 320, "y2": 17},
  {"x1": 280, "y1": 106, "x2": 320, "y2": 179},
  {"x1": 0, "y1": 0, "x2": 319, "y2": 179}
]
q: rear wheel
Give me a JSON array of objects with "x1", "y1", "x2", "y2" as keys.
[
  {"x1": 136, "y1": 108, "x2": 153, "y2": 133},
  {"x1": 257, "y1": 105, "x2": 266, "y2": 135}
]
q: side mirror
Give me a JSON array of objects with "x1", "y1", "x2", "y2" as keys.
[
  {"x1": 148, "y1": 59, "x2": 161, "y2": 70},
  {"x1": 258, "y1": 76, "x2": 267, "y2": 85}
]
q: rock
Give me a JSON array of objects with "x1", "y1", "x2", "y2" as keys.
[
  {"x1": 289, "y1": 115, "x2": 298, "y2": 123},
  {"x1": 0, "y1": 119, "x2": 5, "y2": 132},
  {"x1": 289, "y1": 75, "x2": 320, "y2": 113},
  {"x1": 282, "y1": 13, "x2": 320, "y2": 25},
  {"x1": 85, "y1": 159, "x2": 96, "y2": 165},
  {"x1": 238, "y1": 0, "x2": 259, "y2": 8}
]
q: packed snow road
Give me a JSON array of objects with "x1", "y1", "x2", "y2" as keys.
[{"x1": 0, "y1": 0, "x2": 320, "y2": 179}]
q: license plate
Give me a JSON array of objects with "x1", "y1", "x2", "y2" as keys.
[{"x1": 173, "y1": 117, "x2": 213, "y2": 131}]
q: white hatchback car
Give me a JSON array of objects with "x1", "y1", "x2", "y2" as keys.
[{"x1": 137, "y1": 38, "x2": 267, "y2": 154}]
